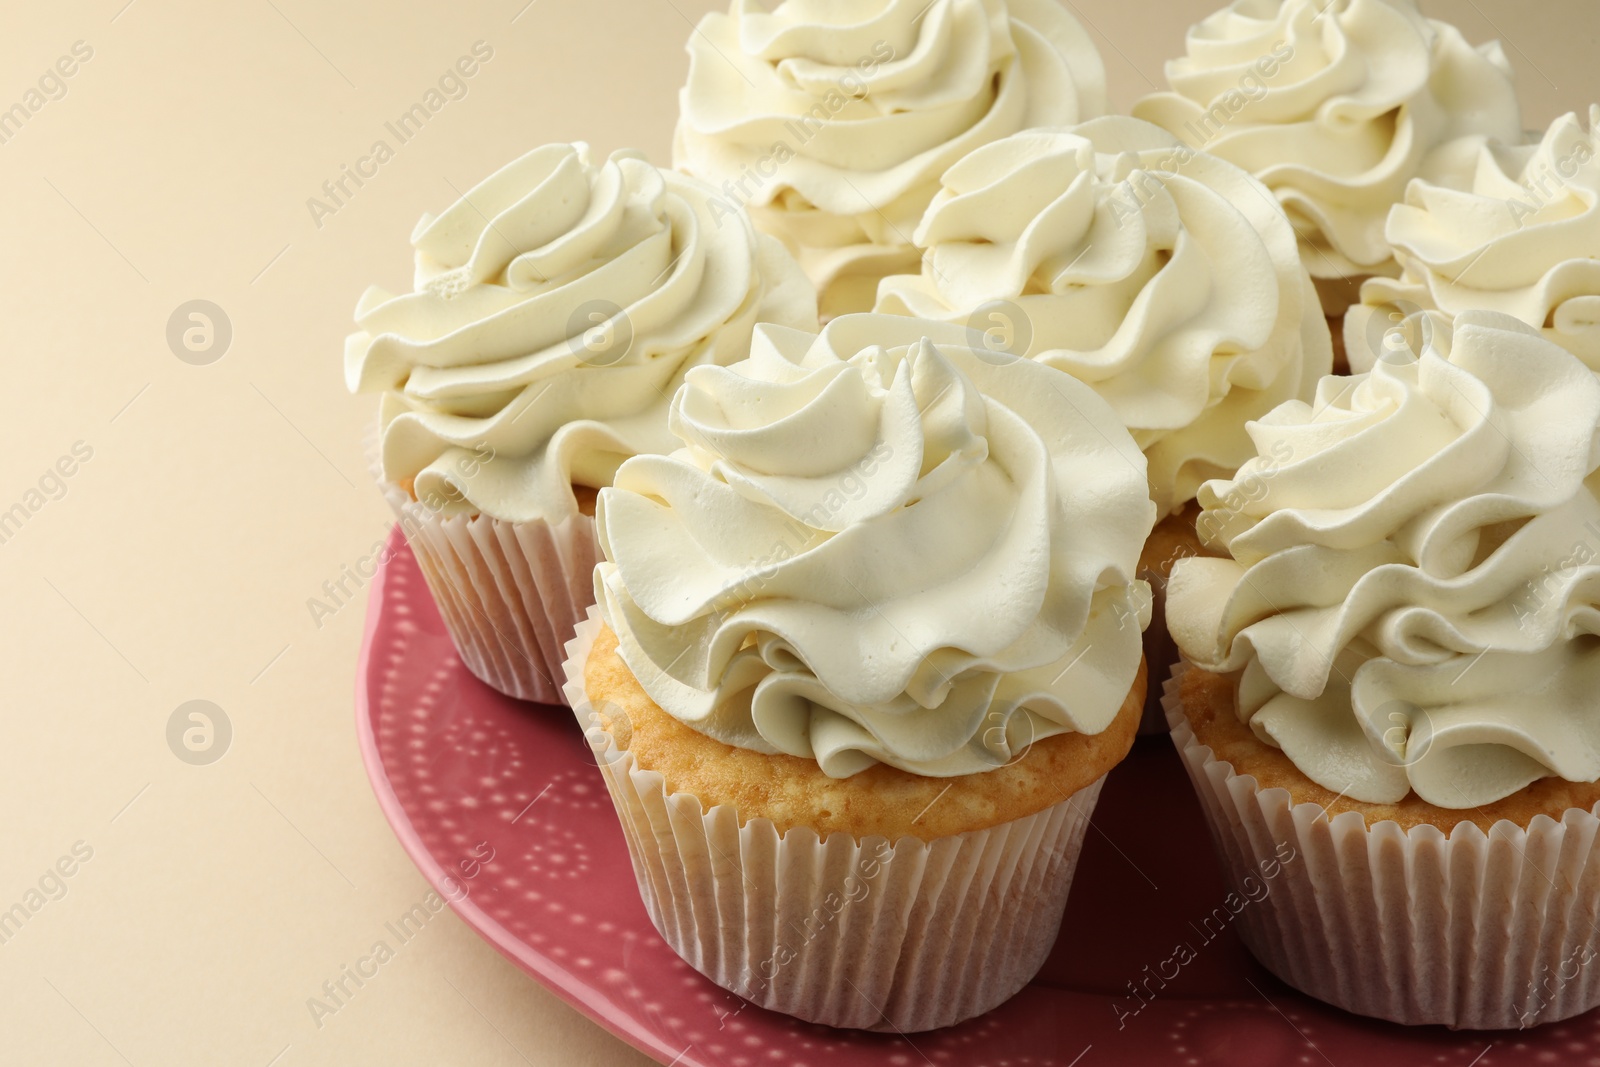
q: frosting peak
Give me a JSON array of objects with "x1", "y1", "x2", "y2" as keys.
[
  {"x1": 1350, "y1": 106, "x2": 1600, "y2": 372},
  {"x1": 673, "y1": 0, "x2": 1107, "y2": 317},
  {"x1": 595, "y1": 314, "x2": 1155, "y2": 778},
  {"x1": 346, "y1": 143, "x2": 816, "y2": 522},
  {"x1": 1132, "y1": 0, "x2": 1522, "y2": 281},
  {"x1": 1168, "y1": 310, "x2": 1600, "y2": 808},
  {"x1": 877, "y1": 117, "x2": 1331, "y2": 514}
]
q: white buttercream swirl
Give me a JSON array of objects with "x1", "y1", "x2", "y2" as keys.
[
  {"x1": 673, "y1": 0, "x2": 1106, "y2": 318},
  {"x1": 1350, "y1": 107, "x2": 1600, "y2": 373},
  {"x1": 877, "y1": 117, "x2": 1331, "y2": 514},
  {"x1": 345, "y1": 143, "x2": 817, "y2": 523},
  {"x1": 1167, "y1": 310, "x2": 1600, "y2": 808},
  {"x1": 594, "y1": 314, "x2": 1155, "y2": 778},
  {"x1": 1132, "y1": 0, "x2": 1522, "y2": 283}
]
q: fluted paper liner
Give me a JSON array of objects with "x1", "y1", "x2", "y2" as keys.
[
  {"x1": 1163, "y1": 662, "x2": 1600, "y2": 1029},
  {"x1": 1136, "y1": 562, "x2": 1179, "y2": 736},
  {"x1": 367, "y1": 420, "x2": 598, "y2": 705},
  {"x1": 1136, "y1": 506, "x2": 1202, "y2": 737},
  {"x1": 564, "y1": 608, "x2": 1106, "y2": 1032}
]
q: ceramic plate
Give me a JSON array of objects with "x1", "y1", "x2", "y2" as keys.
[{"x1": 357, "y1": 528, "x2": 1597, "y2": 1066}]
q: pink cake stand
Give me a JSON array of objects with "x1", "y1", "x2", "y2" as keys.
[{"x1": 357, "y1": 527, "x2": 1597, "y2": 1066}]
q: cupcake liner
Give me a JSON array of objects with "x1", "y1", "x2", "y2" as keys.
[
  {"x1": 365, "y1": 422, "x2": 600, "y2": 705},
  {"x1": 1136, "y1": 507, "x2": 1200, "y2": 736},
  {"x1": 362, "y1": 423, "x2": 410, "y2": 520},
  {"x1": 1136, "y1": 568, "x2": 1179, "y2": 736},
  {"x1": 564, "y1": 608, "x2": 1107, "y2": 1032},
  {"x1": 396, "y1": 500, "x2": 599, "y2": 705},
  {"x1": 1163, "y1": 662, "x2": 1600, "y2": 1029}
]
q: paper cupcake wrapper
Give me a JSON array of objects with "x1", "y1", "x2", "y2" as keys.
[
  {"x1": 393, "y1": 500, "x2": 599, "y2": 705},
  {"x1": 1137, "y1": 506, "x2": 1201, "y2": 736},
  {"x1": 563, "y1": 608, "x2": 1106, "y2": 1032},
  {"x1": 1163, "y1": 662, "x2": 1600, "y2": 1029},
  {"x1": 1136, "y1": 566, "x2": 1179, "y2": 736},
  {"x1": 365, "y1": 420, "x2": 599, "y2": 705},
  {"x1": 362, "y1": 423, "x2": 411, "y2": 521}
]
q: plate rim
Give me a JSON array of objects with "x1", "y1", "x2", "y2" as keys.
[
  {"x1": 354, "y1": 525, "x2": 687, "y2": 1066},
  {"x1": 354, "y1": 525, "x2": 1588, "y2": 1066}
]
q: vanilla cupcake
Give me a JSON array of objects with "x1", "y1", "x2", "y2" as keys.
[
  {"x1": 1349, "y1": 107, "x2": 1600, "y2": 373},
  {"x1": 1132, "y1": 0, "x2": 1522, "y2": 319},
  {"x1": 877, "y1": 117, "x2": 1330, "y2": 723},
  {"x1": 347, "y1": 143, "x2": 816, "y2": 704},
  {"x1": 673, "y1": 0, "x2": 1106, "y2": 319},
  {"x1": 564, "y1": 313, "x2": 1154, "y2": 1030},
  {"x1": 1165, "y1": 309, "x2": 1600, "y2": 1028}
]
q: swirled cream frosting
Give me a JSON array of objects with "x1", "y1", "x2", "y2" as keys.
[
  {"x1": 346, "y1": 143, "x2": 817, "y2": 523},
  {"x1": 1168, "y1": 310, "x2": 1600, "y2": 809},
  {"x1": 1132, "y1": 0, "x2": 1521, "y2": 285},
  {"x1": 877, "y1": 117, "x2": 1331, "y2": 515},
  {"x1": 594, "y1": 314, "x2": 1155, "y2": 778},
  {"x1": 673, "y1": 0, "x2": 1106, "y2": 319},
  {"x1": 1350, "y1": 107, "x2": 1600, "y2": 373}
]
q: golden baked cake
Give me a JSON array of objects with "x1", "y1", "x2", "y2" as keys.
[{"x1": 586, "y1": 622, "x2": 1143, "y2": 841}]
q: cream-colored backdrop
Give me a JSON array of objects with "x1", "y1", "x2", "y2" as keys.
[{"x1": 1, "y1": 1, "x2": 1592, "y2": 1063}]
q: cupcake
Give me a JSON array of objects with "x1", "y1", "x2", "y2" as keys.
[
  {"x1": 1348, "y1": 106, "x2": 1600, "y2": 373},
  {"x1": 1165, "y1": 308, "x2": 1600, "y2": 1028},
  {"x1": 672, "y1": 0, "x2": 1106, "y2": 320},
  {"x1": 347, "y1": 143, "x2": 816, "y2": 704},
  {"x1": 564, "y1": 313, "x2": 1155, "y2": 1030},
  {"x1": 876, "y1": 117, "x2": 1330, "y2": 724},
  {"x1": 1131, "y1": 0, "x2": 1522, "y2": 327}
]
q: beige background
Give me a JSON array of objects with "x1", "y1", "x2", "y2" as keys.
[{"x1": 1, "y1": 1, "x2": 1593, "y2": 1064}]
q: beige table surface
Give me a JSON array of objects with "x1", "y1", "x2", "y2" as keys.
[{"x1": 2, "y1": 1, "x2": 1593, "y2": 1063}]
